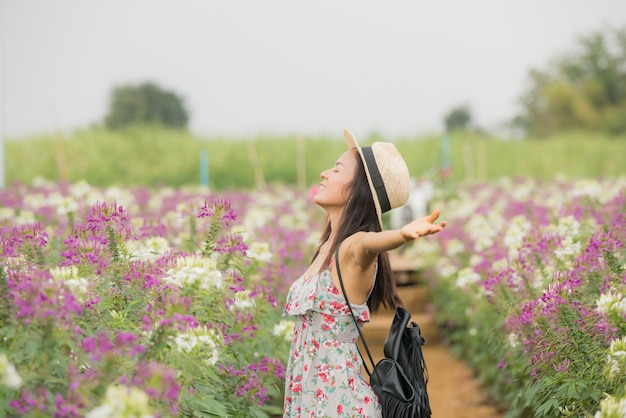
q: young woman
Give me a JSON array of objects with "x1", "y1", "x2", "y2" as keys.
[{"x1": 282, "y1": 129, "x2": 446, "y2": 417}]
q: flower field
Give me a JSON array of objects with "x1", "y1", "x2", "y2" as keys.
[
  {"x1": 0, "y1": 179, "x2": 321, "y2": 417},
  {"x1": 1, "y1": 176, "x2": 625, "y2": 417},
  {"x1": 420, "y1": 177, "x2": 626, "y2": 417}
]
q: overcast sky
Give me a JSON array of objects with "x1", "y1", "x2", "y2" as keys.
[{"x1": 2, "y1": 0, "x2": 625, "y2": 140}]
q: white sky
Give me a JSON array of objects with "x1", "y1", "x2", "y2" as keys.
[{"x1": 1, "y1": 0, "x2": 625, "y2": 139}]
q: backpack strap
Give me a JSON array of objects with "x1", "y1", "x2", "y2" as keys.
[{"x1": 334, "y1": 243, "x2": 378, "y2": 377}]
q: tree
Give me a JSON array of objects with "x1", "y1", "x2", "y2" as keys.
[
  {"x1": 104, "y1": 82, "x2": 189, "y2": 130},
  {"x1": 444, "y1": 105, "x2": 472, "y2": 132},
  {"x1": 514, "y1": 25, "x2": 626, "y2": 137}
]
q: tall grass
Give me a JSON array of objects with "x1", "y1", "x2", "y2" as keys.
[{"x1": 5, "y1": 127, "x2": 625, "y2": 189}]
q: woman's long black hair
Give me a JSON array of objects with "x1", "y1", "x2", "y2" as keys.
[{"x1": 312, "y1": 149, "x2": 398, "y2": 313}]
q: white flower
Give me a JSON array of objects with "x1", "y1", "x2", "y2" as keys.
[
  {"x1": 596, "y1": 292, "x2": 626, "y2": 315},
  {"x1": 85, "y1": 405, "x2": 116, "y2": 418},
  {"x1": 455, "y1": 267, "x2": 481, "y2": 289},
  {"x1": 15, "y1": 210, "x2": 35, "y2": 225},
  {"x1": 0, "y1": 207, "x2": 15, "y2": 221},
  {"x1": 474, "y1": 235, "x2": 494, "y2": 253},
  {"x1": 606, "y1": 336, "x2": 626, "y2": 379},
  {"x1": 172, "y1": 334, "x2": 199, "y2": 353},
  {"x1": 465, "y1": 215, "x2": 492, "y2": 242},
  {"x1": 615, "y1": 298, "x2": 626, "y2": 315},
  {"x1": 129, "y1": 236, "x2": 171, "y2": 261},
  {"x1": 23, "y1": 193, "x2": 46, "y2": 209},
  {"x1": 243, "y1": 207, "x2": 274, "y2": 230},
  {"x1": 103, "y1": 187, "x2": 134, "y2": 209},
  {"x1": 64, "y1": 278, "x2": 89, "y2": 302},
  {"x1": 273, "y1": 320, "x2": 295, "y2": 342},
  {"x1": 503, "y1": 215, "x2": 531, "y2": 258},
  {"x1": 594, "y1": 391, "x2": 626, "y2": 418},
  {"x1": 50, "y1": 265, "x2": 79, "y2": 281},
  {"x1": 531, "y1": 272, "x2": 550, "y2": 290},
  {"x1": 86, "y1": 385, "x2": 153, "y2": 418},
  {"x1": 232, "y1": 291, "x2": 256, "y2": 310},
  {"x1": 491, "y1": 258, "x2": 508, "y2": 272},
  {"x1": 508, "y1": 332, "x2": 520, "y2": 349},
  {"x1": 31, "y1": 176, "x2": 54, "y2": 188},
  {"x1": 163, "y1": 255, "x2": 224, "y2": 289},
  {"x1": 469, "y1": 254, "x2": 483, "y2": 267},
  {"x1": 0, "y1": 353, "x2": 23, "y2": 389},
  {"x1": 246, "y1": 241, "x2": 272, "y2": 263},
  {"x1": 570, "y1": 179, "x2": 603, "y2": 201},
  {"x1": 54, "y1": 195, "x2": 79, "y2": 216},
  {"x1": 437, "y1": 260, "x2": 458, "y2": 279},
  {"x1": 546, "y1": 215, "x2": 581, "y2": 240},
  {"x1": 69, "y1": 180, "x2": 92, "y2": 198},
  {"x1": 49, "y1": 265, "x2": 89, "y2": 302},
  {"x1": 510, "y1": 179, "x2": 536, "y2": 201},
  {"x1": 171, "y1": 328, "x2": 221, "y2": 365},
  {"x1": 110, "y1": 310, "x2": 127, "y2": 320},
  {"x1": 445, "y1": 238, "x2": 465, "y2": 257}
]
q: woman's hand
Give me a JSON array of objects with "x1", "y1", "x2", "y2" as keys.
[{"x1": 400, "y1": 209, "x2": 447, "y2": 242}]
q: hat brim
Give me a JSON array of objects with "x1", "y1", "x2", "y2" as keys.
[{"x1": 343, "y1": 128, "x2": 384, "y2": 231}]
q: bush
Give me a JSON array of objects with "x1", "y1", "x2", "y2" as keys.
[{"x1": 104, "y1": 82, "x2": 189, "y2": 130}]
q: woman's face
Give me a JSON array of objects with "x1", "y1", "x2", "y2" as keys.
[{"x1": 313, "y1": 149, "x2": 358, "y2": 209}]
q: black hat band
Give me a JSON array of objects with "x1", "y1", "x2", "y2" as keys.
[{"x1": 362, "y1": 146, "x2": 391, "y2": 213}]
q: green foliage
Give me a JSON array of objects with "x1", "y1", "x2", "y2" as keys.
[
  {"x1": 4, "y1": 128, "x2": 626, "y2": 189},
  {"x1": 444, "y1": 105, "x2": 472, "y2": 132},
  {"x1": 514, "y1": 25, "x2": 626, "y2": 136},
  {"x1": 104, "y1": 82, "x2": 189, "y2": 130}
]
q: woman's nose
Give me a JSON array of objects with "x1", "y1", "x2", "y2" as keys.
[{"x1": 320, "y1": 170, "x2": 329, "y2": 179}]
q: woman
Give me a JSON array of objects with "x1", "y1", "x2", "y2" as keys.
[{"x1": 282, "y1": 129, "x2": 446, "y2": 417}]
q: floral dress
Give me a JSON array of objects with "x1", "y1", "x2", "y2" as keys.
[{"x1": 282, "y1": 258, "x2": 381, "y2": 417}]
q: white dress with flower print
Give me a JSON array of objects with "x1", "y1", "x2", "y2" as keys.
[{"x1": 282, "y1": 259, "x2": 381, "y2": 417}]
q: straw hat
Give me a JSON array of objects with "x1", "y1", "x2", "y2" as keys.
[{"x1": 343, "y1": 128, "x2": 410, "y2": 230}]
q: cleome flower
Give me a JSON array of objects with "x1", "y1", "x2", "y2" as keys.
[
  {"x1": 596, "y1": 292, "x2": 626, "y2": 315},
  {"x1": 503, "y1": 215, "x2": 532, "y2": 258},
  {"x1": 246, "y1": 241, "x2": 272, "y2": 263},
  {"x1": 85, "y1": 385, "x2": 153, "y2": 418},
  {"x1": 594, "y1": 390, "x2": 626, "y2": 418},
  {"x1": 606, "y1": 336, "x2": 626, "y2": 379},
  {"x1": 231, "y1": 290, "x2": 257, "y2": 311},
  {"x1": 455, "y1": 267, "x2": 482, "y2": 289},
  {"x1": 128, "y1": 236, "x2": 171, "y2": 262},
  {"x1": 162, "y1": 255, "x2": 224, "y2": 289},
  {"x1": 49, "y1": 265, "x2": 90, "y2": 303},
  {"x1": 273, "y1": 319, "x2": 295, "y2": 342},
  {"x1": 444, "y1": 238, "x2": 465, "y2": 257},
  {"x1": 170, "y1": 327, "x2": 222, "y2": 366},
  {"x1": 0, "y1": 353, "x2": 23, "y2": 389}
]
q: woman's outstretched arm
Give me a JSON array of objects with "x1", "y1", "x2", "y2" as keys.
[{"x1": 351, "y1": 209, "x2": 447, "y2": 269}]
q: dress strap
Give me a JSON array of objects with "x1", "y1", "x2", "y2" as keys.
[{"x1": 334, "y1": 242, "x2": 377, "y2": 377}]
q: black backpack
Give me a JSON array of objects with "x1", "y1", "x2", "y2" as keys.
[{"x1": 335, "y1": 247, "x2": 432, "y2": 418}]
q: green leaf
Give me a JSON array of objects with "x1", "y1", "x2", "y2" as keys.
[{"x1": 535, "y1": 397, "x2": 559, "y2": 416}]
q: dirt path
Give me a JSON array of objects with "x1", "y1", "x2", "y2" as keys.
[
  {"x1": 423, "y1": 345, "x2": 502, "y2": 418},
  {"x1": 363, "y1": 268, "x2": 504, "y2": 418}
]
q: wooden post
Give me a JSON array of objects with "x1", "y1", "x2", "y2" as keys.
[
  {"x1": 53, "y1": 131, "x2": 69, "y2": 181},
  {"x1": 477, "y1": 138, "x2": 487, "y2": 181},
  {"x1": 247, "y1": 140, "x2": 266, "y2": 189},
  {"x1": 463, "y1": 141, "x2": 474, "y2": 181},
  {"x1": 296, "y1": 135, "x2": 306, "y2": 190}
]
